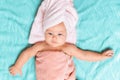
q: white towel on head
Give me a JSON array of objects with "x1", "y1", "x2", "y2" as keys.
[{"x1": 29, "y1": 0, "x2": 78, "y2": 44}]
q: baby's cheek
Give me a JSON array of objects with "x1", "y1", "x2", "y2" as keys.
[{"x1": 61, "y1": 37, "x2": 66, "y2": 41}]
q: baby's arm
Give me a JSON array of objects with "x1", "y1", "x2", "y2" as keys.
[
  {"x1": 9, "y1": 41, "x2": 45, "y2": 76},
  {"x1": 62, "y1": 43, "x2": 113, "y2": 62}
]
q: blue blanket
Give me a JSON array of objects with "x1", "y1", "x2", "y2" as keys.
[{"x1": 0, "y1": 0, "x2": 120, "y2": 80}]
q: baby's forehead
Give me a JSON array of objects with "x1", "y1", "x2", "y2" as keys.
[
  {"x1": 46, "y1": 29, "x2": 66, "y2": 33},
  {"x1": 46, "y1": 26, "x2": 66, "y2": 32}
]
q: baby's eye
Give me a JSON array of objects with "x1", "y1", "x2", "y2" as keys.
[
  {"x1": 58, "y1": 33, "x2": 63, "y2": 36},
  {"x1": 48, "y1": 32, "x2": 53, "y2": 35}
]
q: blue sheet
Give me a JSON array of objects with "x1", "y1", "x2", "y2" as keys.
[{"x1": 0, "y1": 0, "x2": 120, "y2": 80}]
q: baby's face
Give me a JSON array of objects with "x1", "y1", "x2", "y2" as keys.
[{"x1": 45, "y1": 22, "x2": 67, "y2": 47}]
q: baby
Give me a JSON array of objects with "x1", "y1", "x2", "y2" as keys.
[
  {"x1": 9, "y1": 22, "x2": 113, "y2": 80},
  {"x1": 9, "y1": 0, "x2": 113, "y2": 80}
]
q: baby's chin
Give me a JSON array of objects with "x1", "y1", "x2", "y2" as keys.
[
  {"x1": 48, "y1": 43, "x2": 63, "y2": 48},
  {"x1": 49, "y1": 44, "x2": 61, "y2": 48}
]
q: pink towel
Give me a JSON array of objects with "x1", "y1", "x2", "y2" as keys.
[
  {"x1": 36, "y1": 51, "x2": 75, "y2": 80},
  {"x1": 28, "y1": 0, "x2": 78, "y2": 44}
]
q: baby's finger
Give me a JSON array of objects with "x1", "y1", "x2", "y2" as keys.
[
  {"x1": 107, "y1": 53, "x2": 113, "y2": 57},
  {"x1": 10, "y1": 71, "x2": 15, "y2": 76},
  {"x1": 12, "y1": 72, "x2": 16, "y2": 76},
  {"x1": 106, "y1": 50, "x2": 113, "y2": 53},
  {"x1": 9, "y1": 67, "x2": 13, "y2": 70},
  {"x1": 9, "y1": 69, "x2": 14, "y2": 74},
  {"x1": 9, "y1": 68, "x2": 13, "y2": 73},
  {"x1": 9, "y1": 67, "x2": 15, "y2": 71},
  {"x1": 109, "y1": 53, "x2": 113, "y2": 56},
  {"x1": 9, "y1": 68, "x2": 16, "y2": 75}
]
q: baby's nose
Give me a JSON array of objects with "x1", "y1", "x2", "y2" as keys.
[{"x1": 52, "y1": 35, "x2": 57, "y2": 39}]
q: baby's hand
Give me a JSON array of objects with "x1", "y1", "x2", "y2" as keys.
[
  {"x1": 102, "y1": 50, "x2": 114, "y2": 58},
  {"x1": 9, "y1": 65, "x2": 22, "y2": 76}
]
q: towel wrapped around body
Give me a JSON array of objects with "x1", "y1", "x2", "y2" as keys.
[{"x1": 36, "y1": 51, "x2": 75, "y2": 80}]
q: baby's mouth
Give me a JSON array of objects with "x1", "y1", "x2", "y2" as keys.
[{"x1": 51, "y1": 40, "x2": 57, "y2": 44}]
